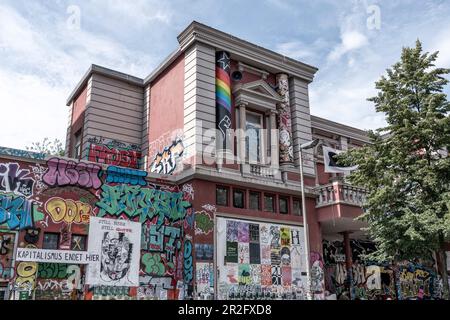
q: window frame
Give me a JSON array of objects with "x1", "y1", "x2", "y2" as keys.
[
  {"x1": 293, "y1": 198, "x2": 302, "y2": 216},
  {"x1": 233, "y1": 189, "x2": 245, "y2": 209},
  {"x1": 70, "y1": 234, "x2": 87, "y2": 251},
  {"x1": 263, "y1": 194, "x2": 275, "y2": 213},
  {"x1": 245, "y1": 110, "x2": 264, "y2": 164},
  {"x1": 216, "y1": 185, "x2": 229, "y2": 206},
  {"x1": 249, "y1": 191, "x2": 261, "y2": 211},
  {"x1": 279, "y1": 196, "x2": 289, "y2": 214},
  {"x1": 42, "y1": 232, "x2": 60, "y2": 250}
]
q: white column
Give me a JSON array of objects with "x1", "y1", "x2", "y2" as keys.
[
  {"x1": 269, "y1": 110, "x2": 279, "y2": 171},
  {"x1": 239, "y1": 102, "x2": 247, "y2": 164}
]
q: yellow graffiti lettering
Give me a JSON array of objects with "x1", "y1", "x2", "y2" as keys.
[
  {"x1": 17, "y1": 262, "x2": 38, "y2": 278},
  {"x1": 15, "y1": 244, "x2": 38, "y2": 291},
  {"x1": 45, "y1": 197, "x2": 92, "y2": 224}
]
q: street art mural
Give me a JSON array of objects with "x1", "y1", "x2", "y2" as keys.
[
  {"x1": 0, "y1": 151, "x2": 195, "y2": 300},
  {"x1": 149, "y1": 139, "x2": 184, "y2": 175},
  {"x1": 216, "y1": 217, "x2": 306, "y2": 300},
  {"x1": 275, "y1": 73, "x2": 294, "y2": 164},
  {"x1": 322, "y1": 239, "x2": 440, "y2": 300}
]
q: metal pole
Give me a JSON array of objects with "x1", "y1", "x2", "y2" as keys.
[{"x1": 299, "y1": 148, "x2": 313, "y2": 300}]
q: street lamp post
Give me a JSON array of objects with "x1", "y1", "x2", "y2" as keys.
[{"x1": 299, "y1": 139, "x2": 320, "y2": 300}]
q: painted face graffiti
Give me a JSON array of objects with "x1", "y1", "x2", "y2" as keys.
[{"x1": 100, "y1": 232, "x2": 133, "y2": 282}]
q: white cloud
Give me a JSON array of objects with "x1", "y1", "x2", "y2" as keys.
[
  {"x1": 0, "y1": 70, "x2": 69, "y2": 149},
  {"x1": 0, "y1": 3, "x2": 156, "y2": 149},
  {"x1": 275, "y1": 38, "x2": 330, "y2": 65},
  {"x1": 327, "y1": 30, "x2": 368, "y2": 62}
]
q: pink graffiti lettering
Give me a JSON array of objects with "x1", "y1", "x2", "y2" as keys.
[{"x1": 43, "y1": 158, "x2": 102, "y2": 189}]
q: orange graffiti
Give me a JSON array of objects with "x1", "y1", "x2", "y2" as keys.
[{"x1": 45, "y1": 197, "x2": 92, "y2": 224}]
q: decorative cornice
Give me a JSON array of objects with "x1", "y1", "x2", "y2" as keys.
[
  {"x1": 177, "y1": 21, "x2": 318, "y2": 83},
  {"x1": 311, "y1": 115, "x2": 370, "y2": 144}
]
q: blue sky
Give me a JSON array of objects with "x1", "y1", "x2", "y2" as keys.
[{"x1": 1, "y1": 0, "x2": 449, "y2": 149}]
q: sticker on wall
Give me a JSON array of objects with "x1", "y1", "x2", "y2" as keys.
[
  {"x1": 290, "y1": 246, "x2": 303, "y2": 270},
  {"x1": 250, "y1": 264, "x2": 261, "y2": 285},
  {"x1": 271, "y1": 248, "x2": 281, "y2": 265},
  {"x1": 249, "y1": 243, "x2": 261, "y2": 264},
  {"x1": 238, "y1": 264, "x2": 251, "y2": 285},
  {"x1": 261, "y1": 265, "x2": 272, "y2": 286},
  {"x1": 271, "y1": 265, "x2": 282, "y2": 286},
  {"x1": 226, "y1": 220, "x2": 238, "y2": 242},
  {"x1": 260, "y1": 245, "x2": 271, "y2": 265},
  {"x1": 86, "y1": 217, "x2": 141, "y2": 287},
  {"x1": 238, "y1": 243, "x2": 249, "y2": 264},
  {"x1": 225, "y1": 242, "x2": 238, "y2": 263},
  {"x1": 291, "y1": 229, "x2": 302, "y2": 246},
  {"x1": 259, "y1": 224, "x2": 270, "y2": 245},
  {"x1": 195, "y1": 243, "x2": 214, "y2": 261},
  {"x1": 196, "y1": 262, "x2": 214, "y2": 296},
  {"x1": 282, "y1": 266, "x2": 292, "y2": 286},
  {"x1": 280, "y1": 247, "x2": 291, "y2": 266},
  {"x1": 238, "y1": 222, "x2": 249, "y2": 242},
  {"x1": 280, "y1": 227, "x2": 291, "y2": 246},
  {"x1": 226, "y1": 263, "x2": 238, "y2": 284},
  {"x1": 249, "y1": 224, "x2": 259, "y2": 243},
  {"x1": 270, "y1": 226, "x2": 280, "y2": 249}
]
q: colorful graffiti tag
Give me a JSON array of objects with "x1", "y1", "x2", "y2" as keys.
[
  {"x1": 0, "y1": 194, "x2": 36, "y2": 230},
  {"x1": 88, "y1": 143, "x2": 142, "y2": 169},
  {"x1": 43, "y1": 157, "x2": 102, "y2": 189},
  {"x1": 96, "y1": 184, "x2": 191, "y2": 226},
  {"x1": 0, "y1": 162, "x2": 35, "y2": 197},
  {"x1": 150, "y1": 139, "x2": 184, "y2": 175}
]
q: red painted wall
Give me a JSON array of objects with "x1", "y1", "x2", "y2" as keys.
[{"x1": 148, "y1": 54, "x2": 185, "y2": 159}]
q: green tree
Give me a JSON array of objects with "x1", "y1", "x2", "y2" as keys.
[
  {"x1": 339, "y1": 40, "x2": 450, "y2": 299},
  {"x1": 26, "y1": 137, "x2": 65, "y2": 156}
]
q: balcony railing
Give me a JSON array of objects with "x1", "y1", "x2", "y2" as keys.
[{"x1": 315, "y1": 181, "x2": 367, "y2": 208}]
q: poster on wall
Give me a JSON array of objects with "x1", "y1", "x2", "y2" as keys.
[
  {"x1": 216, "y1": 217, "x2": 306, "y2": 300},
  {"x1": 86, "y1": 217, "x2": 141, "y2": 287}
]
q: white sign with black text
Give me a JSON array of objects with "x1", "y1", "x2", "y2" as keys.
[
  {"x1": 16, "y1": 248, "x2": 99, "y2": 264},
  {"x1": 86, "y1": 217, "x2": 141, "y2": 287}
]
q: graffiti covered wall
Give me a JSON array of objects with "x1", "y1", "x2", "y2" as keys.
[
  {"x1": 0, "y1": 152, "x2": 194, "y2": 300},
  {"x1": 322, "y1": 239, "x2": 441, "y2": 300}
]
